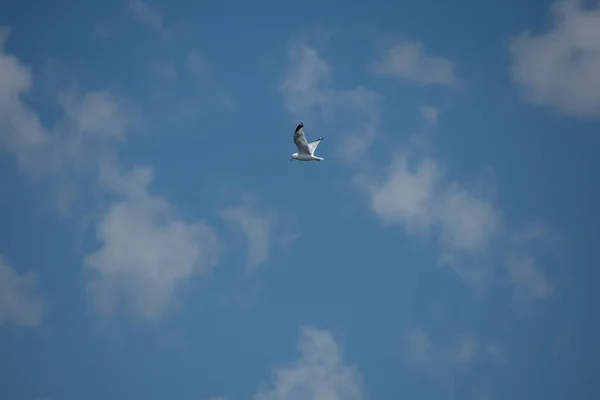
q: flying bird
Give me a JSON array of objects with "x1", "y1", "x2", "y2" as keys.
[{"x1": 290, "y1": 123, "x2": 324, "y2": 162}]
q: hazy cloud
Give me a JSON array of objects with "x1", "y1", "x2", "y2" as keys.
[
  {"x1": 127, "y1": 0, "x2": 163, "y2": 31},
  {"x1": 509, "y1": 0, "x2": 600, "y2": 117},
  {"x1": 253, "y1": 325, "x2": 364, "y2": 400},
  {"x1": 280, "y1": 42, "x2": 382, "y2": 161},
  {"x1": 220, "y1": 198, "x2": 277, "y2": 274},
  {"x1": 370, "y1": 41, "x2": 456, "y2": 85},
  {"x1": 361, "y1": 109, "x2": 550, "y2": 296},
  {"x1": 0, "y1": 256, "x2": 43, "y2": 327},
  {"x1": 85, "y1": 165, "x2": 220, "y2": 319}
]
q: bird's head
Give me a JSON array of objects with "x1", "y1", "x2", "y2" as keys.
[{"x1": 290, "y1": 152, "x2": 298, "y2": 161}]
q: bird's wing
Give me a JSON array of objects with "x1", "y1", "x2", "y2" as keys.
[
  {"x1": 308, "y1": 137, "x2": 323, "y2": 154},
  {"x1": 294, "y1": 128, "x2": 311, "y2": 155}
]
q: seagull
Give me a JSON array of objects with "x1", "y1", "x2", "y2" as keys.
[{"x1": 290, "y1": 122, "x2": 324, "y2": 162}]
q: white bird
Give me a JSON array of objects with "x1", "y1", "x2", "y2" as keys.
[{"x1": 290, "y1": 123, "x2": 324, "y2": 162}]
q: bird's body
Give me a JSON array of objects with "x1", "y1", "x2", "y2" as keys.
[
  {"x1": 291, "y1": 152, "x2": 323, "y2": 161},
  {"x1": 290, "y1": 123, "x2": 324, "y2": 162}
]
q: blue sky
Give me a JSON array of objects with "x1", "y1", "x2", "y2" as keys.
[{"x1": 1, "y1": 0, "x2": 598, "y2": 399}]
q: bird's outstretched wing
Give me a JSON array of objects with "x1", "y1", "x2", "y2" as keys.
[
  {"x1": 308, "y1": 137, "x2": 323, "y2": 154},
  {"x1": 294, "y1": 125, "x2": 311, "y2": 155}
]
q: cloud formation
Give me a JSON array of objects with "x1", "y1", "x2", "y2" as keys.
[
  {"x1": 253, "y1": 326, "x2": 364, "y2": 400},
  {"x1": 509, "y1": 0, "x2": 600, "y2": 118},
  {"x1": 506, "y1": 255, "x2": 552, "y2": 300},
  {"x1": 280, "y1": 41, "x2": 553, "y2": 298},
  {"x1": 127, "y1": 0, "x2": 164, "y2": 31},
  {"x1": 405, "y1": 328, "x2": 479, "y2": 369},
  {"x1": 85, "y1": 165, "x2": 220, "y2": 319},
  {"x1": 0, "y1": 30, "x2": 220, "y2": 320},
  {"x1": 363, "y1": 112, "x2": 551, "y2": 296},
  {"x1": 220, "y1": 197, "x2": 278, "y2": 274},
  {"x1": 370, "y1": 41, "x2": 457, "y2": 85},
  {"x1": 0, "y1": 256, "x2": 43, "y2": 327},
  {"x1": 280, "y1": 41, "x2": 382, "y2": 161},
  {"x1": 1, "y1": 30, "x2": 138, "y2": 176},
  {"x1": 403, "y1": 327, "x2": 501, "y2": 386},
  {"x1": 0, "y1": 28, "x2": 49, "y2": 171}
]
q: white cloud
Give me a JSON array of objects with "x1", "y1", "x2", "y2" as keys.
[
  {"x1": 215, "y1": 94, "x2": 236, "y2": 111},
  {"x1": 220, "y1": 197, "x2": 277, "y2": 274},
  {"x1": 362, "y1": 110, "x2": 549, "y2": 295},
  {"x1": 59, "y1": 89, "x2": 140, "y2": 164},
  {"x1": 403, "y1": 328, "x2": 506, "y2": 398},
  {"x1": 93, "y1": 22, "x2": 112, "y2": 39},
  {"x1": 370, "y1": 41, "x2": 456, "y2": 85},
  {"x1": 188, "y1": 50, "x2": 209, "y2": 79},
  {"x1": 1, "y1": 34, "x2": 219, "y2": 320},
  {"x1": 2, "y1": 26, "x2": 294, "y2": 324},
  {"x1": 253, "y1": 325, "x2": 364, "y2": 400},
  {"x1": 506, "y1": 256, "x2": 552, "y2": 300},
  {"x1": 84, "y1": 165, "x2": 220, "y2": 319},
  {"x1": 509, "y1": 0, "x2": 600, "y2": 117},
  {"x1": 404, "y1": 328, "x2": 484, "y2": 382},
  {"x1": 219, "y1": 195, "x2": 298, "y2": 275},
  {"x1": 485, "y1": 343, "x2": 505, "y2": 364},
  {"x1": 437, "y1": 183, "x2": 503, "y2": 253},
  {"x1": 280, "y1": 42, "x2": 382, "y2": 161},
  {"x1": 368, "y1": 156, "x2": 439, "y2": 234},
  {"x1": 405, "y1": 328, "x2": 480, "y2": 368},
  {"x1": 127, "y1": 0, "x2": 163, "y2": 31},
  {"x1": 0, "y1": 31, "x2": 138, "y2": 176},
  {"x1": 0, "y1": 30, "x2": 233, "y2": 321},
  {"x1": 0, "y1": 255, "x2": 43, "y2": 327},
  {"x1": 365, "y1": 152, "x2": 503, "y2": 287},
  {"x1": 280, "y1": 44, "x2": 333, "y2": 117},
  {"x1": 420, "y1": 105, "x2": 438, "y2": 126},
  {"x1": 279, "y1": 42, "x2": 552, "y2": 298},
  {"x1": 154, "y1": 61, "x2": 179, "y2": 81},
  {"x1": 0, "y1": 28, "x2": 49, "y2": 170}
]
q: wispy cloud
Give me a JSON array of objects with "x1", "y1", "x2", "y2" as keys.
[
  {"x1": 405, "y1": 328, "x2": 479, "y2": 368},
  {"x1": 153, "y1": 61, "x2": 179, "y2": 81},
  {"x1": 126, "y1": 0, "x2": 184, "y2": 42},
  {"x1": 127, "y1": 0, "x2": 163, "y2": 31},
  {"x1": 220, "y1": 197, "x2": 278, "y2": 274},
  {"x1": 187, "y1": 50, "x2": 210, "y2": 80},
  {"x1": 509, "y1": 0, "x2": 600, "y2": 118},
  {"x1": 253, "y1": 325, "x2": 364, "y2": 400},
  {"x1": 0, "y1": 28, "x2": 49, "y2": 171},
  {"x1": 0, "y1": 256, "x2": 43, "y2": 327},
  {"x1": 0, "y1": 31, "x2": 222, "y2": 320},
  {"x1": 370, "y1": 41, "x2": 457, "y2": 85},
  {"x1": 215, "y1": 93, "x2": 236, "y2": 111},
  {"x1": 0, "y1": 33, "x2": 139, "y2": 177},
  {"x1": 92, "y1": 22, "x2": 112, "y2": 39},
  {"x1": 220, "y1": 194, "x2": 298, "y2": 275},
  {"x1": 360, "y1": 109, "x2": 552, "y2": 296},
  {"x1": 280, "y1": 41, "x2": 382, "y2": 161},
  {"x1": 420, "y1": 105, "x2": 439, "y2": 126},
  {"x1": 403, "y1": 327, "x2": 501, "y2": 384},
  {"x1": 85, "y1": 164, "x2": 220, "y2": 320},
  {"x1": 279, "y1": 40, "x2": 554, "y2": 298},
  {"x1": 60, "y1": 89, "x2": 139, "y2": 143},
  {"x1": 506, "y1": 255, "x2": 552, "y2": 300}
]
